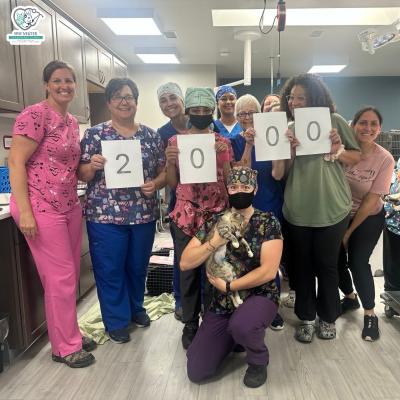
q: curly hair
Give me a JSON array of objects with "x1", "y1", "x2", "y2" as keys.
[{"x1": 279, "y1": 74, "x2": 336, "y2": 120}]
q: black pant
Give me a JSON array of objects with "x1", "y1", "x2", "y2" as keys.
[
  {"x1": 338, "y1": 209, "x2": 384, "y2": 310},
  {"x1": 170, "y1": 222, "x2": 207, "y2": 325},
  {"x1": 286, "y1": 216, "x2": 349, "y2": 323},
  {"x1": 383, "y1": 226, "x2": 400, "y2": 291},
  {"x1": 281, "y1": 217, "x2": 295, "y2": 290}
]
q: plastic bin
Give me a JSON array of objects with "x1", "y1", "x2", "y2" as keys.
[{"x1": 0, "y1": 167, "x2": 11, "y2": 193}]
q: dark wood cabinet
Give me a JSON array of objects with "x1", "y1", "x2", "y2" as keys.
[
  {"x1": 0, "y1": 219, "x2": 23, "y2": 349},
  {"x1": 55, "y1": 15, "x2": 88, "y2": 122},
  {"x1": 17, "y1": 0, "x2": 58, "y2": 106},
  {"x1": 0, "y1": 0, "x2": 24, "y2": 111},
  {"x1": 113, "y1": 57, "x2": 128, "y2": 78},
  {"x1": 84, "y1": 36, "x2": 113, "y2": 87}
]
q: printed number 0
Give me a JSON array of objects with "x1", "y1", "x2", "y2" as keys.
[
  {"x1": 307, "y1": 121, "x2": 321, "y2": 141},
  {"x1": 116, "y1": 153, "x2": 131, "y2": 174},
  {"x1": 190, "y1": 148, "x2": 205, "y2": 169},
  {"x1": 265, "y1": 126, "x2": 279, "y2": 146}
]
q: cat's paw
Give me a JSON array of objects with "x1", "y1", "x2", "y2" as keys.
[
  {"x1": 232, "y1": 242, "x2": 240, "y2": 248},
  {"x1": 247, "y1": 250, "x2": 254, "y2": 258}
]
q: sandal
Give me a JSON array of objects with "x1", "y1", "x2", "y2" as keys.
[
  {"x1": 295, "y1": 322, "x2": 315, "y2": 343},
  {"x1": 317, "y1": 320, "x2": 336, "y2": 340},
  {"x1": 82, "y1": 336, "x2": 97, "y2": 352},
  {"x1": 52, "y1": 349, "x2": 95, "y2": 368}
]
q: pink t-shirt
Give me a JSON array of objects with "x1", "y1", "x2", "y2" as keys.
[
  {"x1": 169, "y1": 132, "x2": 233, "y2": 236},
  {"x1": 345, "y1": 143, "x2": 395, "y2": 216},
  {"x1": 12, "y1": 101, "x2": 81, "y2": 213}
]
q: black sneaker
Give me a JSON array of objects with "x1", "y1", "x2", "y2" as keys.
[
  {"x1": 182, "y1": 323, "x2": 198, "y2": 350},
  {"x1": 362, "y1": 315, "x2": 379, "y2": 342},
  {"x1": 232, "y1": 343, "x2": 245, "y2": 353},
  {"x1": 82, "y1": 336, "x2": 97, "y2": 352},
  {"x1": 340, "y1": 294, "x2": 360, "y2": 314},
  {"x1": 132, "y1": 311, "x2": 151, "y2": 328},
  {"x1": 174, "y1": 307, "x2": 183, "y2": 322},
  {"x1": 243, "y1": 364, "x2": 267, "y2": 388},
  {"x1": 270, "y1": 313, "x2": 284, "y2": 330},
  {"x1": 108, "y1": 328, "x2": 130, "y2": 344}
]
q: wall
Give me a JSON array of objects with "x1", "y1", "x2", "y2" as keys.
[
  {"x1": 129, "y1": 64, "x2": 217, "y2": 129},
  {"x1": 219, "y1": 76, "x2": 400, "y2": 131},
  {"x1": 0, "y1": 115, "x2": 15, "y2": 166}
]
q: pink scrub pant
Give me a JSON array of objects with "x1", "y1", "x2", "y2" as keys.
[{"x1": 11, "y1": 200, "x2": 83, "y2": 357}]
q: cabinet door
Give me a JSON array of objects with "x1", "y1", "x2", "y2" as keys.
[
  {"x1": 56, "y1": 15, "x2": 88, "y2": 122},
  {"x1": 0, "y1": 0, "x2": 24, "y2": 111},
  {"x1": 17, "y1": 0, "x2": 57, "y2": 106},
  {"x1": 98, "y1": 49, "x2": 112, "y2": 86},
  {"x1": 0, "y1": 219, "x2": 24, "y2": 349},
  {"x1": 84, "y1": 37, "x2": 101, "y2": 85},
  {"x1": 113, "y1": 57, "x2": 128, "y2": 78}
]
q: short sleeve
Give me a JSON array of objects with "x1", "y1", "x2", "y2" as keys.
[
  {"x1": 80, "y1": 126, "x2": 101, "y2": 163},
  {"x1": 332, "y1": 113, "x2": 360, "y2": 151},
  {"x1": 195, "y1": 215, "x2": 218, "y2": 243},
  {"x1": 370, "y1": 152, "x2": 395, "y2": 195},
  {"x1": 13, "y1": 104, "x2": 46, "y2": 143},
  {"x1": 262, "y1": 213, "x2": 283, "y2": 243}
]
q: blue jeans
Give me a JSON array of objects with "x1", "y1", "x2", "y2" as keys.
[{"x1": 87, "y1": 220, "x2": 156, "y2": 332}]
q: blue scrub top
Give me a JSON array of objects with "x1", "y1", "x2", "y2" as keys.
[
  {"x1": 214, "y1": 119, "x2": 242, "y2": 139},
  {"x1": 230, "y1": 134, "x2": 285, "y2": 221}
]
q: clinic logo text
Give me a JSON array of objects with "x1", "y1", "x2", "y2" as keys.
[{"x1": 6, "y1": 6, "x2": 45, "y2": 45}]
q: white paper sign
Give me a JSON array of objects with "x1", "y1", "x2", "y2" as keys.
[
  {"x1": 101, "y1": 140, "x2": 144, "y2": 189},
  {"x1": 294, "y1": 107, "x2": 332, "y2": 156},
  {"x1": 253, "y1": 112, "x2": 291, "y2": 161},
  {"x1": 177, "y1": 134, "x2": 216, "y2": 184}
]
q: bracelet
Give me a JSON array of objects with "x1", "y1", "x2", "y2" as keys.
[{"x1": 332, "y1": 144, "x2": 345, "y2": 160}]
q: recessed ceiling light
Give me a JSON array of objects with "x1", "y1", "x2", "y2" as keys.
[
  {"x1": 97, "y1": 8, "x2": 162, "y2": 35},
  {"x1": 212, "y1": 8, "x2": 400, "y2": 27},
  {"x1": 308, "y1": 65, "x2": 347, "y2": 73},
  {"x1": 135, "y1": 48, "x2": 180, "y2": 64}
]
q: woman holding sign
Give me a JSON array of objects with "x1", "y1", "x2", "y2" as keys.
[
  {"x1": 338, "y1": 107, "x2": 394, "y2": 341},
  {"x1": 79, "y1": 78, "x2": 166, "y2": 344},
  {"x1": 280, "y1": 73, "x2": 361, "y2": 343},
  {"x1": 166, "y1": 87, "x2": 233, "y2": 350},
  {"x1": 9, "y1": 60, "x2": 96, "y2": 368}
]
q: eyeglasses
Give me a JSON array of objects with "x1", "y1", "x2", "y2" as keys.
[
  {"x1": 285, "y1": 95, "x2": 306, "y2": 103},
  {"x1": 111, "y1": 95, "x2": 136, "y2": 104},
  {"x1": 237, "y1": 111, "x2": 257, "y2": 119}
]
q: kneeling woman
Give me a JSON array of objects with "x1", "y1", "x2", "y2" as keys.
[{"x1": 180, "y1": 167, "x2": 283, "y2": 388}]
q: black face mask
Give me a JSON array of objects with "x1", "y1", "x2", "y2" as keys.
[
  {"x1": 229, "y1": 191, "x2": 255, "y2": 210},
  {"x1": 189, "y1": 114, "x2": 213, "y2": 130}
]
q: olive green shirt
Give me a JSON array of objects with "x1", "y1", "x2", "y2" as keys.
[{"x1": 283, "y1": 113, "x2": 360, "y2": 227}]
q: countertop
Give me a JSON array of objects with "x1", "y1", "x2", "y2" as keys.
[{"x1": 0, "y1": 190, "x2": 86, "y2": 221}]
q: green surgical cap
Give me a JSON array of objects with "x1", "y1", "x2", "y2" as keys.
[{"x1": 184, "y1": 87, "x2": 216, "y2": 111}]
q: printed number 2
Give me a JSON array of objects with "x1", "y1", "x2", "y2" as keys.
[
  {"x1": 190, "y1": 148, "x2": 205, "y2": 169},
  {"x1": 116, "y1": 154, "x2": 131, "y2": 174}
]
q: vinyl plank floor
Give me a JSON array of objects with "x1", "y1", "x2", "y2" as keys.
[{"x1": 1, "y1": 234, "x2": 400, "y2": 400}]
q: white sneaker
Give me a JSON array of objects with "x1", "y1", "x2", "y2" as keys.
[{"x1": 283, "y1": 290, "x2": 295, "y2": 308}]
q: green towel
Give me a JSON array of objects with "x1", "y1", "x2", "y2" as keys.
[{"x1": 79, "y1": 293, "x2": 175, "y2": 344}]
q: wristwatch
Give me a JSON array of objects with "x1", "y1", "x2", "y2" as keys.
[{"x1": 226, "y1": 281, "x2": 233, "y2": 295}]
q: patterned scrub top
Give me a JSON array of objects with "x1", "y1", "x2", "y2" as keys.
[
  {"x1": 169, "y1": 132, "x2": 233, "y2": 237},
  {"x1": 195, "y1": 209, "x2": 282, "y2": 314},
  {"x1": 80, "y1": 121, "x2": 166, "y2": 225},
  {"x1": 385, "y1": 158, "x2": 400, "y2": 235},
  {"x1": 12, "y1": 101, "x2": 80, "y2": 214}
]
